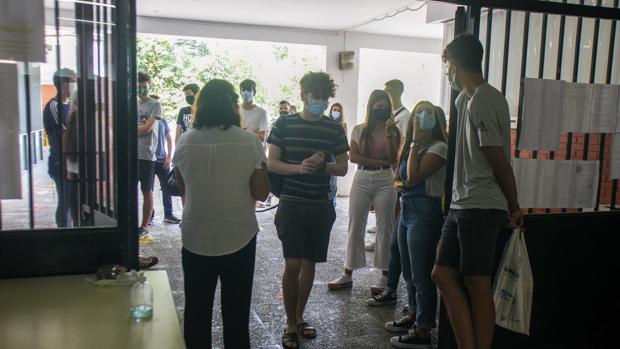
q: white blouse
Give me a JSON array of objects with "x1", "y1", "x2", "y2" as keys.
[{"x1": 173, "y1": 126, "x2": 266, "y2": 256}]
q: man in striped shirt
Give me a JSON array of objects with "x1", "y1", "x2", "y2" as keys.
[
  {"x1": 43, "y1": 68, "x2": 77, "y2": 227},
  {"x1": 268, "y1": 71, "x2": 349, "y2": 347}
]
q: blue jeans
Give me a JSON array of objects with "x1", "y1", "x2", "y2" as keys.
[
  {"x1": 51, "y1": 175, "x2": 77, "y2": 227},
  {"x1": 154, "y1": 161, "x2": 173, "y2": 217},
  {"x1": 397, "y1": 195, "x2": 443, "y2": 330},
  {"x1": 386, "y1": 222, "x2": 402, "y2": 292}
]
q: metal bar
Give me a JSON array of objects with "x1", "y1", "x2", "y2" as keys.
[
  {"x1": 531, "y1": 13, "x2": 548, "y2": 163},
  {"x1": 584, "y1": 0, "x2": 602, "y2": 165},
  {"x1": 567, "y1": 0, "x2": 586, "y2": 163},
  {"x1": 500, "y1": 10, "x2": 512, "y2": 95},
  {"x1": 113, "y1": 0, "x2": 139, "y2": 269},
  {"x1": 431, "y1": 0, "x2": 620, "y2": 21},
  {"x1": 515, "y1": 11, "x2": 531, "y2": 159},
  {"x1": 484, "y1": 9, "x2": 493, "y2": 80},
  {"x1": 551, "y1": 0, "x2": 569, "y2": 162},
  {"x1": 467, "y1": 0, "x2": 482, "y2": 37},
  {"x1": 599, "y1": 0, "x2": 619, "y2": 210},
  {"x1": 24, "y1": 64, "x2": 35, "y2": 229},
  {"x1": 96, "y1": 0, "x2": 105, "y2": 214},
  {"x1": 103, "y1": 0, "x2": 112, "y2": 216},
  {"x1": 54, "y1": 0, "x2": 64, "y2": 228}
]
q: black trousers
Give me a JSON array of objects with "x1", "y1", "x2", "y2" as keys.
[{"x1": 182, "y1": 236, "x2": 257, "y2": 349}]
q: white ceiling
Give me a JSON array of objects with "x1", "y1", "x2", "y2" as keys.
[{"x1": 136, "y1": 0, "x2": 443, "y2": 39}]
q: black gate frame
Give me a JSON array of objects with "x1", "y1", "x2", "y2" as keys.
[
  {"x1": 0, "y1": 0, "x2": 139, "y2": 278},
  {"x1": 434, "y1": 0, "x2": 620, "y2": 348}
]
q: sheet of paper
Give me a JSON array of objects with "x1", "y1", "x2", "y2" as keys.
[
  {"x1": 571, "y1": 160, "x2": 599, "y2": 208},
  {"x1": 589, "y1": 84, "x2": 619, "y2": 133},
  {"x1": 0, "y1": 0, "x2": 45, "y2": 62},
  {"x1": 519, "y1": 78, "x2": 563, "y2": 151},
  {"x1": 0, "y1": 63, "x2": 22, "y2": 199},
  {"x1": 512, "y1": 158, "x2": 599, "y2": 208},
  {"x1": 611, "y1": 133, "x2": 620, "y2": 179},
  {"x1": 561, "y1": 82, "x2": 592, "y2": 132}
]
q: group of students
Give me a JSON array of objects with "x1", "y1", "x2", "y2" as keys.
[
  {"x1": 40, "y1": 33, "x2": 524, "y2": 349},
  {"x1": 165, "y1": 34, "x2": 524, "y2": 349}
]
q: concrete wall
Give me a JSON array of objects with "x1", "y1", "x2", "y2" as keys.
[{"x1": 137, "y1": 16, "x2": 443, "y2": 195}]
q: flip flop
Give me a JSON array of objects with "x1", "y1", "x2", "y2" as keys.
[
  {"x1": 297, "y1": 321, "x2": 317, "y2": 339},
  {"x1": 282, "y1": 330, "x2": 299, "y2": 349}
]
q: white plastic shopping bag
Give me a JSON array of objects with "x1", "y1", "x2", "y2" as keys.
[{"x1": 493, "y1": 228, "x2": 534, "y2": 335}]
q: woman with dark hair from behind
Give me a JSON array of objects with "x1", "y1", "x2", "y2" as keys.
[
  {"x1": 328, "y1": 102, "x2": 347, "y2": 206},
  {"x1": 173, "y1": 79, "x2": 270, "y2": 349},
  {"x1": 386, "y1": 102, "x2": 448, "y2": 348}
]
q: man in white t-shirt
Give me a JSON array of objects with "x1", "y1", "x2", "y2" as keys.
[
  {"x1": 239, "y1": 79, "x2": 269, "y2": 143},
  {"x1": 385, "y1": 79, "x2": 410, "y2": 137}
]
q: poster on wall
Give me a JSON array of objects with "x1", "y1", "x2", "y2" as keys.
[
  {"x1": 0, "y1": 63, "x2": 22, "y2": 199},
  {"x1": 512, "y1": 158, "x2": 599, "y2": 208},
  {"x1": 0, "y1": 0, "x2": 45, "y2": 62}
]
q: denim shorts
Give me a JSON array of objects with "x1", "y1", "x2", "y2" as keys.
[{"x1": 435, "y1": 208, "x2": 507, "y2": 276}]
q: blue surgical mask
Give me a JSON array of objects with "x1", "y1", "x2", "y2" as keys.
[
  {"x1": 241, "y1": 90, "x2": 253, "y2": 103},
  {"x1": 331, "y1": 111, "x2": 341, "y2": 119},
  {"x1": 417, "y1": 111, "x2": 436, "y2": 132},
  {"x1": 307, "y1": 97, "x2": 329, "y2": 116}
]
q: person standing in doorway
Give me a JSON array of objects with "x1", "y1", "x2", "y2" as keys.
[
  {"x1": 153, "y1": 114, "x2": 180, "y2": 224},
  {"x1": 137, "y1": 72, "x2": 161, "y2": 238},
  {"x1": 43, "y1": 68, "x2": 77, "y2": 227},
  {"x1": 279, "y1": 100, "x2": 291, "y2": 116},
  {"x1": 386, "y1": 102, "x2": 448, "y2": 348},
  {"x1": 327, "y1": 103, "x2": 347, "y2": 206},
  {"x1": 268, "y1": 71, "x2": 349, "y2": 349},
  {"x1": 175, "y1": 83, "x2": 200, "y2": 145},
  {"x1": 431, "y1": 34, "x2": 523, "y2": 349},
  {"x1": 174, "y1": 79, "x2": 269, "y2": 349},
  {"x1": 328, "y1": 90, "x2": 400, "y2": 295},
  {"x1": 239, "y1": 79, "x2": 269, "y2": 143},
  {"x1": 365, "y1": 79, "x2": 414, "y2": 304}
]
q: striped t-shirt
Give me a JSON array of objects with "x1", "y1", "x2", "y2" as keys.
[{"x1": 268, "y1": 113, "x2": 349, "y2": 203}]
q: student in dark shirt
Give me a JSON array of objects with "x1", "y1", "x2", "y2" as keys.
[
  {"x1": 175, "y1": 83, "x2": 200, "y2": 144},
  {"x1": 43, "y1": 68, "x2": 77, "y2": 227},
  {"x1": 267, "y1": 71, "x2": 349, "y2": 349}
]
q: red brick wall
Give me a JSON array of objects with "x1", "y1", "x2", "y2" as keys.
[{"x1": 510, "y1": 129, "x2": 619, "y2": 213}]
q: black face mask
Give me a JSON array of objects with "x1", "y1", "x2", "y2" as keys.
[
  {"x1": 372, "y1": 108, "x2": 391, "y2": 121},
  {"x1": 186, "y1": 95, "x2": 195, "y2": 105}
]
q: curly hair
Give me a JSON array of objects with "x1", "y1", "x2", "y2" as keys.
[{"x1": 299, "y1": 71, "x2": 336, "y2": 100}]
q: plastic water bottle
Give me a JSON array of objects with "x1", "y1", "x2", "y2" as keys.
[{"x1": 130, "y1": 275, "x2": 153, "y2": 320}]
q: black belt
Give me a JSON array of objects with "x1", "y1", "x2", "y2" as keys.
[{"x1": 358, "y1": 165, "x2": 391, "y2": 171}]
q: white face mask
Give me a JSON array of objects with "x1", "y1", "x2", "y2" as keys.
[{"x1": 331, "y1": 111, "x2": 341, "y2": 120}]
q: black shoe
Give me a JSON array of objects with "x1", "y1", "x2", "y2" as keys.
[
  {"x1": 385, "y1": 317, "x2": 414, "y2": 333},
  {"x1": 138, "y1": 256, "x2": 159, "y2": 269},
  {"x1": 367, "y1": 289, "x2": 397, "y2": 306},
  {"x1": 390, "y1": 329, "x2": 431, "y2": 348},
  {"x1": 164, "y1": 214, "x2": 181, "y2": 224}
]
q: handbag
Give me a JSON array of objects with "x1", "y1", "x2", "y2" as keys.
[{"x1": 165, "y1": 169, "x2": 182, "y2": 197}]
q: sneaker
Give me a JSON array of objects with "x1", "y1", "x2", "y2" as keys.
[
  {"x1": 365, "y1": 240, "x2": 375, "y2": 252},
  {"x1": 385, "y1": 317, "x2": 414, "y2": 333},
  {"x1": 366, "y1": 289, "x2": 397, "y2": 306},
  {"x1": 164, "y1": 214, "x2": 181, "y2": 224},
  {"x1": 370, "y1": 275, "x2": 387, "y2": 295},
  {"x1": 327, "y1": 274, "x2": 353, "y2": 290},
  {"x1": 367, "y1": 226, "x2": 377, "y2": 234},
  {"x1": 138, "y1": 256, "x2": 159, "y2": 269},
  {"x1": 389, "y1": 330, "x2": 431, "y2": 348},
  {"x1": 138, "y1": 227, "x2": 149, "y2": 239}
]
